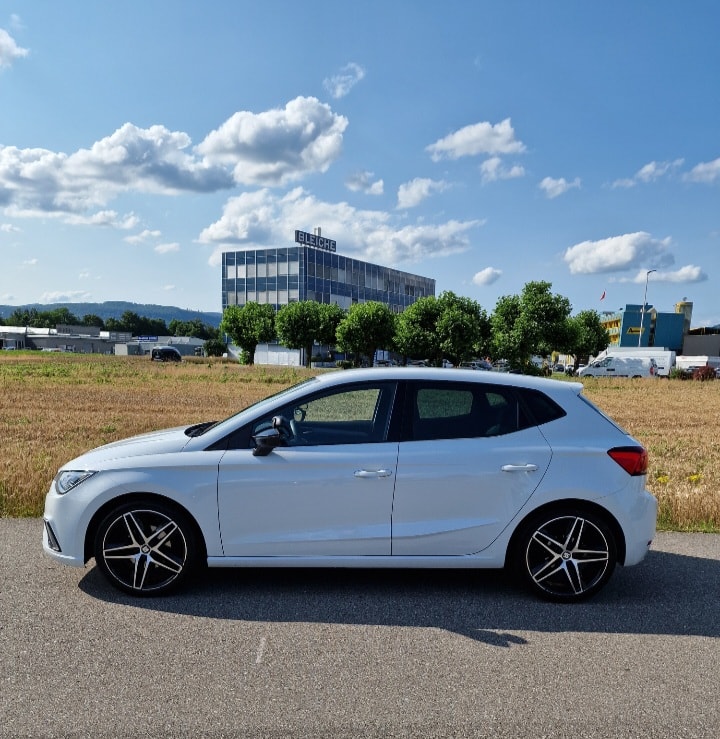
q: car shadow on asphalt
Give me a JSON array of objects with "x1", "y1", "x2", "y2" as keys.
[{"x1": 78, "y1": 548, "x2": 718, "y2": 647}]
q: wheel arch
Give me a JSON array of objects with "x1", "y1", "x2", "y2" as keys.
[
  {"x1": 84, "y1": 492, "x2": 208, "y2": 565},
  {"x1": 504, "y1": 498, "x2": 627, "y2": 568}
]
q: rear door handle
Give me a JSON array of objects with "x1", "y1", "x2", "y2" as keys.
[
  {"x1": 501, "y1": 464, "x2": 539, "y2": 472},
  {"x1": 354, "y1": 469, "x2": 393, "y2": 478}
]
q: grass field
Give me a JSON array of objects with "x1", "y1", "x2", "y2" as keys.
[{"x1": 1, "y1": 352, "x2": 718, "y2": 531}]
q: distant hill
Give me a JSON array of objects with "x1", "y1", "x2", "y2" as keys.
[{"x1": 0, "y1": 301, "x2": 223, "y2": 328}]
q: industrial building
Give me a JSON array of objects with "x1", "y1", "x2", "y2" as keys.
[
  {"x1": 600, "y1": 300, "x2": 692, "y2": 353},
  {"x1": 221, "y1": 229, "x2": 435, "y2": 313}
]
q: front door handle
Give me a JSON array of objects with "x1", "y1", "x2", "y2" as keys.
[
  {"x1": 354, "y1": 469, "x2": 393, "y2": 478},
  {"x1": 501, "y1": 464, "x2": 539, "y2": 472}
]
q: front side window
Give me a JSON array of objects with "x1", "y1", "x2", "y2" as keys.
[{"x1": 250, "y1": 382, "x2": 396, "y2": 447}]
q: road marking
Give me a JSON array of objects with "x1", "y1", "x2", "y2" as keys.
[{"x1": 255, "y1": 636, "x2": 267, "y2": 665}]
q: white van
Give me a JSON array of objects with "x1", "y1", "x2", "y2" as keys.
[
  {"x1": 592, "y1": 348, "x2": 675, "y2": 376},
  {"x1": 578, "y1": 356, "x2": 658, "y2": 378}
]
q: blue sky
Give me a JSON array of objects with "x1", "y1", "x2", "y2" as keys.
[{"x1": 1, "y1": 1, "x2": 719, "y2": 325}]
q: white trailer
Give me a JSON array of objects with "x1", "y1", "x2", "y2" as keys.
[{"x1": 675, "y1": 355, "x2": 720, "y2": 372}]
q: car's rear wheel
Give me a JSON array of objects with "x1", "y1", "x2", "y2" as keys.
[
  {"x1": 94, "y1": 502, "x2": 198, "y2": 596},
  {"x1": 515, "y1": 510, "x2": 617, "y2": 602}
]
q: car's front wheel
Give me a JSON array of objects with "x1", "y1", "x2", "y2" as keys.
[
  {"x1": 515, "y1": 510, "x2": 617, "y2": 602},
  {"x1": 94, "y1": 502, "x2": 198, "y2": 596}
]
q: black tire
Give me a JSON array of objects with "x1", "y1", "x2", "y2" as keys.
[
  {"x1": 94, "y1": 501, "x2": 198, "y2": 596},
  {"x1": 514, "y1": 509, "x2": 617, "y2": 602}
]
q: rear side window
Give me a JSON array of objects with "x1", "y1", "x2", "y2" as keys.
[{"x1": 407, "y1": 382, "x2": 521, "y2": 441}]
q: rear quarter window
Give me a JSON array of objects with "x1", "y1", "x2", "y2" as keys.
[{"x1": 517, "y1": 388, "x2": 567, "y2": 427}]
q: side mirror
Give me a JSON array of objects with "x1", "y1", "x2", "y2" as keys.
[{"x1": 252, "y1": 428, "x2": 283, "y2": 457}]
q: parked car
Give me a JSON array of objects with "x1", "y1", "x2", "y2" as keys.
[
  {"x1": 151, "y1": 346, "x2": 182, "y2": 362},
  {"x1": 460, "y1": 360, "x2": 494, "y2": 371},
  {"x1": 43, "y1": 367, "x2": 657, "y2": 602}
]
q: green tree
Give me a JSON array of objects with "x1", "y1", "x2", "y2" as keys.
[
  {"x1": 108, "y1": 311, "x2": 168, "y2": 336},
  {"x1": 81, "y1": 314, "x2": 105, "y2": 328},
  {"x1": 117, "y1": 311, "x2": 144, "y2": 335},
  {"x1": 220, "y1": 302, "x2": 276, "y2": 365},
  {"x1": 275, "y1": 301, "x2": 323, "y2": 368},
  {"x1": 169, "y1": 318, "x2": 218, "y2": 340},
  {"x1": 335, "y1": 302, "x2": 395, "y2": 367},
  {"x1": 491, "y1": 281, "x2": 572, "y2": 371},
  {"x1": 44, "y1": 307, "x2": 80, "y2": 326},
  {"x1": 394, "y1": 292, "x2": 490, "y2": 366},
  {"x1": 7, "y1": 307, "x2": 82, "y2": 328},
  {"x1": 565, "y1": 310, "x2": 610, "y2": 372},
  {"x1": 316, "y1": 302, "x2": 346, "y2": 348},
  {"x1": 436, "y1": 292, "x2": 491, "y2": 365},
  {"x1": 394, "y1": 296, "x2": 443, "y2": 364},
  {"x1": 203, "y1": 337, "x2": 227, "y2": 357}
]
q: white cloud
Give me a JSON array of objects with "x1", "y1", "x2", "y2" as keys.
[
  {"x1": 38, "y1": 290, "x2": 92, "y2": 303},
  {"x1": 63, "y1": 210, "x2": 139, "y2": 228},
  {"x1": 636, "y1": 159, "x2": 683, "y2": 182},
  {"x1": 481, "y1": 157, "x2": 525, "y2": 184},
  {"x1": 472, "y1": 267, "x2": 502, "y2": 286},
  {"x1": 0, "y1": 97, "x2": 347, "y2": 222},
  {"x1": 198, "y1": 96, "x2": 348, "y2": 186},
  {"x1": 613, "y1": 159, "x2": 684, "y2": 188},
  {"x1": 22, "y1": 257, "x2": 38, "y2": 266},
  {"x1": 154, "y1": 242, "x2": 180, "y2": 254},
  {"x1": 539, "y1": 176, "x2": 580, "y2": 198},
  {"x1": 397, "y1": 178, "x2": 448, "y2": 209},
  {"x1": 125, "y1": 229, "x2": 162, "y2": 244},
  {"x1": 426, "y1": 118, "x2": 525, "y2": 161},
  {"x1": 162, "y1": 284, "x2": 175, "y2": 292},
  {"x1": 323, "y1": 62, "x2": 366, "y2": 99},
  {"x1": 345, "y1": 171, "x2": 384, "y2": 195},
  {"x1": 1, "y1": 223, "x2": 20, "y2": 232},
  {"x1": 684, "y1": 157, "x2": 720, "y2": 184},
  {"x1": 0, "y1": 28, "x2": 29, "y2": 68},
  {"x1": 203, "y1": 187, "x2": 482, "y2": 267},
  {"x1": 78, "y1": 270, "x2": 91, "y2": 279},
  {"x1": 563, "y1": 232, "x2": 675, "y2": 275},
  {"x1": 631, "y1": 265, "x2": 708, "y2": 284}
]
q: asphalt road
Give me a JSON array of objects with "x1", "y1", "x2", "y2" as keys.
[{"x1": 1, "y1": 520, "x2": 718, "y2": 738}]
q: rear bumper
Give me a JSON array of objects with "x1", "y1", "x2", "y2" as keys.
[{"x1": 621, "y1": 490, "x2": 658, "y2": 566}]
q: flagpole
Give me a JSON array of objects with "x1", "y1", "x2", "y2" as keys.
[{"x1": 638, "y1": 270, "x2": 657, "y2": 348}]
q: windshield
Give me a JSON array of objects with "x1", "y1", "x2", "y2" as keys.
[{"x1": 193, "y1": 376, "x2": 320, "y2": 436}]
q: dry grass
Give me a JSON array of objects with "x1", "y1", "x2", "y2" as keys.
[
  {"x1": 1, "y1": 353, "x2": 718, "y2": 531},
  {"x1": 580, "y1": 377, "x2": 720, "y2": 532}
]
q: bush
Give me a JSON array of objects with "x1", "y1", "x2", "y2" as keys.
[
  {"x1": 336, "y1": 360, "x2": 353, "y2": 370},
  {"x1": 203, "y1": 338, "x2": 227, "y2": 357},
  {"x1": 669, "y1": 368, "x2": 690, "y2": 380},
  {"x1": 692, "y1": 366, "x2": 716, "y2": 382}
]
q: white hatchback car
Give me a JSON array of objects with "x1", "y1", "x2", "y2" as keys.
[{"x1": 43, "y1": 368, "x2": 657, "y2": 602}]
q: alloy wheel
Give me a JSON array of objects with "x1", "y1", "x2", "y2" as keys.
[
  {"x1": 96, "y1": 507, "x2": 190, "y2": 594},
  {"x1": 523, "y1": 514, "x2": 615, "y2": 601}
]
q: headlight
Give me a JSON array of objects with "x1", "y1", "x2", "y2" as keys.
[{"x1": 54, "y1": 470, "x2": 97, "y2": 495}]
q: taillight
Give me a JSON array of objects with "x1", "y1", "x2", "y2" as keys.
[{"x1": 608, "y1": 446, "x2": 648, "y2": 476}]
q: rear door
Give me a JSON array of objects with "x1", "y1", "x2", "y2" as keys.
[{"x1": 391, "y1": 380, "x2": 552, "y2": 555}]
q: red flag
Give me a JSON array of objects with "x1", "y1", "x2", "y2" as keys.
[{"x1": 600, "y1": 290, "x2": 606, "y2": 301}]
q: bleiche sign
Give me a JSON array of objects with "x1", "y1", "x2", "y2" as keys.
[{"x1": 295, "y1": 229, "x2": 336, "y2": 252}]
